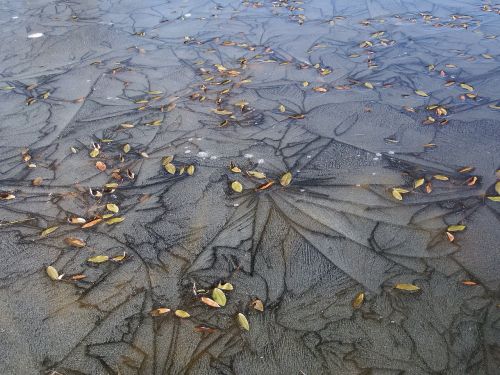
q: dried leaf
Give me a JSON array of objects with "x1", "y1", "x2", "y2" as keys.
[
  {"x1": 446, "y1": 232, "x2": 455, "y2": 242},
  {"x1": 251, "y1": 299, "x2": 264, "y2": 312},
  {"x1": 95, "y1": 161, "x2": 106, "y2": 171},
  {"x1": 433, "y1": 174, "x2": 449, "y2": 181},
  {"x1": 32, "y1": 177, "x2": 43, "y2": 186},
  {"x1": 46, "y1": 266, "x2": 59, "y2": 281},
  {"x1": 150, "y1": 307, "x2": 170, "y2": 316},
  {"x1": 175, "y1": 310, "x2": 190, "y2": 318},
  {"x1": 462, "y1": 280, "x2": 478, "y2": 286},
  {"x1": 352, "y1": 291, "x2": 365, "y2": 309},
  {"x1": 486, "y1": 196, "x2": 500, "y2": 202},
  {"x1": 201, "y1": 297, "x2": 220, "y2": 308},
  {"x1": 447, "y1": 225, "x2": 466, "y2": 232},
  {"x1": 279, "y1": 104, "x2": 286, "y2": 113},
  {"x1": 82, "y1": 218, "x2": 102, "y2": 228},
  {"x1": 280, "y1": 172, "x2": 292, "y2": 187},
  {"x1": 0, "y1": 192, "x2": 15, "y2": 200},
  {"x1": 123, "y1": 144, "x2": 131, "y2": 153},
  {"x1": 64, "y1": 237, "x2": 86, "y2": 248},
  {"x1": 364, "y1": 82, "x2": 374, "y2": 89},
  {"x1": 212, "y1": 288, "x2": 227, "y2": 306},
  {"x1": 187, "y1": 165, "x2": 195, "y2": 175},
  {"x1": 230, "y1": 163, "x2": 241, "y2": 173},
  {"x1": 41, "y1": 226, "x2": 58, "y2": 237},
  {"x1": 256, "y1": 180, "x2": 275, "y2": 191},
  {"x1": 394, "y1": 283, "x2": 420, "y2": 292},
  {"x1": 495, "y1": 181, "x2": 500, "y2": 195},
  {"x1": 237, "y1": 313, "x2": 250, "y2": 331},
  {"x1": 87, "y1": 255, "x2": 109, "y2": 263},
  {"x1": 231, "y1": 181, "x2": 243, "y2": 193},
  {"x1": 106, "y1": 203, "x2": 119, "y2": 213}
]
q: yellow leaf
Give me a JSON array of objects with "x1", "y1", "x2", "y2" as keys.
[
  {"x1": 352, "y1": 292, "x2": 365, "y2": 309},
  {"x1": 394, "y1": 283, "x2": 420, "y2": 292},
  {"x1": 187, "y1": 165, "x2": 195, "y2": 175},
  {"x1": 460, "y1": 83, "x2": 474, "y2": 92},
  {"x1": 414, "y1": 178, "x2": 425, "y2": 188},
  {"x1": 164, "y1": 163, "x2": 176, "y2": 175},
  {"x1": 217, "y1": 282, "x2": 234, "y2": 291},
  {"x1": 46, "y1": 266, "x2": 59, "y2": 281},
  {"x1": 106, "y1": 203, "x2": 119, "y2": 213},
  {"x1": 212, "y1": 109, "x2": 233, "y2": 115},
  {"x1": 279, "y1": 104, "x2": 286, "y2": 113},
  {"x1": 87, "y1": 255, "x2": 109, "y2": 263},
  {"x1": 212, "y1": 288, "x2": 227, "y2": 306},
  {"x1": 247, "y1": 170, "x2": 266, "y2": 179},
  {"x1": 89, "y1": 148, "x2": 100, "y2": 158},
  {"x1": 106, "y1": 217, "x2": 124, "y2": 225},
  {"x1": 237, "y1": 313, "x2": 249, "y2": 331},
  {"x1": 41, "y1": 226, "x2": 59, "y2": 237},
  {"x1": 302, "y1": 81, "x2": 309, "y2": 87},
  {"x1": 175, "y1": 309, "x2": 190, "y2": 318},
  {"x1": 486, "y1": 196, "x2": 500, "y2": 202},
  {"x1": 495, "y1": 181, "x2": 500, "y2": 195},
  {"x1": 364, "y1": 82, "x2": 374, "y2": 89},
  {"x1": 123, "y1": 144, "x2": 131, "y2": 153},
  {"x1": 231, "y1": 181, "x2": 243, "y2": 193},
  {"x1": 415, "y1": 90, "x2": 429, "y2": 97},
  {"x1": 280, "y1": 172, "x2": 292, "y2": 187},
  {"x1": 392, "y1": 189, "x2": 403, "y2": 201},
  {"x1": 447, "y1": 225, "x2": 466, "y2": 232},
  {"x1": 433, "y1": 174, "x2": 449, "y2": 181}
]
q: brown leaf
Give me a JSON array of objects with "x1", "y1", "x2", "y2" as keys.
[
  {"x1": 64, "y1": 237, "x2": 86, "y2": 248},
  {"x1": 352, "y1": 291, "x2": 365, "y2": 309},
  {"x1": 150, "y1": 307, "x2": 171, "y2": 316}
]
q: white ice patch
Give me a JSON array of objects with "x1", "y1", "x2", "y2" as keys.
[
  {"x1": 184, "y1": 150, "x2": 191, "y2": 154},
  {"x1": 257, "y1": 159, "x2": 264, "y2": 164},
  {"x1": 28, "y1": 32, "x2": 44, "y2": 38},
  {"x1": 244, "y1": 154, "x2": 253, "y2": 158},
  {"x1": 197, "y1": 151, "x2": 208, "y2": 158}
]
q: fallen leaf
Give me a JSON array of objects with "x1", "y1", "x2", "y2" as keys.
[
  {"x1": 32, "y1": 177, "x2": 43, "y2": 186},
  {"x1": 279, "y1": 104, "x2": 286, "y2": 113},
  {"x1": 433, "y1": 174, "x2": 449, "y2": 181},
  {"x1": 87, "y1": 255, "x2": 109, "y2": 263},
  {"x1": 447, "y1": 225, "x2": 466, "y2": 232},
  {"x1": 217, "y1": 282, "x2": 234, "y2": 291},
  {"x1": 0, "y1": 192, "x2": 15, "y2": 200},
  {"x1": 352, "y1": 291, "x2": 365, "y2": 309},
  {"x1": 212, "y1": 288, "x2": 227, "y2": 306},
  {"x1": 486, "y1": 196, "x2": 500, "y2": 202},
  {"x1": 175, "y1": 310, "x2": 190, "y2": 318},
  {"x1": 392, "y1": 189, "x2": 403, "y2": 200},
  {"x1": 201, "y1": 297, "x2": 220, "y2": 308},
  {"x1": 231, "y1": 181, "x2": 243, "y2": 193},
  {"x1": 251, "y1": 299, "x2": 264, "y2": 312},
  {"x1": 187, "y1": 165, "x2": 195, "y2": 175},
  {"x1": 89, "y1": 148, "x2": 100, "y2": 158},
  {"x1": 394, "y1": 283, "x2": 420, "y2": 292},
  {"x1": 446, "y1": 232, "x2": 455, "y2": 242},
  {"x1": 364, "y1": 82, "x2": 374, "y2": 89},
  {"x1": 106, "y1": 217, "x2": 124, "y2": 225},
  {"x1": 247, "y1": 170, "x2": 266, "y2": 179},
  {"x1": 460, "y1": 83, "x2": 474, "y2": 91},
  {"x1": 106, "y1": 203, "x2": 119, "y2": 213},
  {"x1": 414, "y1": 178, "x2": 425, "y2": 188},
  {"x1": 64, "y1": 237, "x2": 86, "y2": 248},
  {"x1": 164, "y1": 163, "x2": 176, "y2": 175},
  {"x1": 495, "y1": 181, "x2": 500, "y2": 195},
  {"x1": 46, "y1": 266, "x2": 59, "y2": 281},
  {"x1": 462, "y1": 280, "x2": 478, "y2": 286},
  {"x1": 280, "y1": 172, "x2": 292, "y2": 187},
  {"x1": 123, "y1": 144, "x2": 131, "y2": 153},
  {"x1": 415, "y1": 90, "x2": 429, "y2": 97},
  {"x1": 82, "y1": 218, "x2": 102, "y2": 228},
  {"x1": 150, "y1": 307, "x2": 170, "y2": 316},
  {"x1": 41, "y1": 226, "x2": 58, "y2": 237},
  {"x1": 95, "y1": 161, "x2": 106, "y2": 171},
  {"x1": 237, "y1": 312, "x2": 250, "y2": 331}
]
